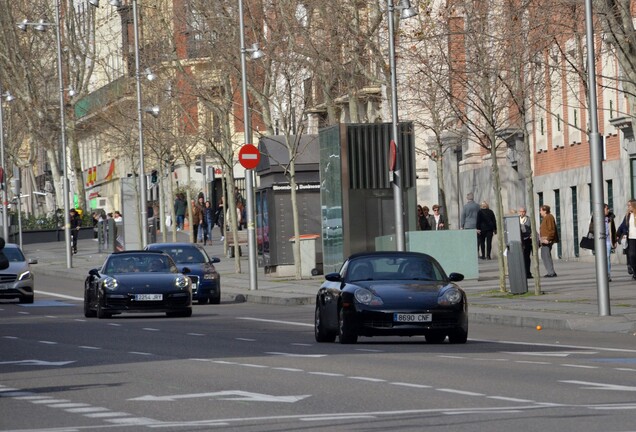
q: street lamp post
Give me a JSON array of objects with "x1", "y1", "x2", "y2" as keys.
[
  {"x1": 387, "y1": 0, "x2": 416, "y2": 252},
  {"x1": 0, "y1": 87, "x2": 15, "y2": 240},
  {"x1": 18, "y1": 1, "x2": 73, "y2": 268},
  {"x1": 90, "y1": 0, "x2": 151, "y2": 248},
  {"x1": 238, "y1": 0, "x2": 264, "y2": 291}
]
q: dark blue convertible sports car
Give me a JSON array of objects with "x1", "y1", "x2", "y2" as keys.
[
  {"x1": 145, "y1": 243, "x2": 221, "y2": 304},
  {"x1": 314, "y1": 251, "x2": 468, "y2": 344},
  {"x1": 84, "y1": 250, "x2": 193, "y2": 318}
]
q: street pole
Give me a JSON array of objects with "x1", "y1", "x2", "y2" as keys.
[
  {"x1": 238, "y1": 0, "x2": 258, "y2": 291},
  {"x1": 584, "y1": 0, "x2": 610, "y2": 316},
  {"x1": 132, "y1": 0, "x2": 148, "y2": 248},
  {"x1": 54, "y1": 0, "x2": 73, "y2": 268},
  {"x1": 0, "y1": 86, "x2": 10, "y2": 240}
]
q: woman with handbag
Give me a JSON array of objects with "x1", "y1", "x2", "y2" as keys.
[
  {"x1": 589, "y1": 204, "x2": 617, "y2": 281},
  {"x1": 617, "y1": 199, "x2": 636, "y2": 280}
]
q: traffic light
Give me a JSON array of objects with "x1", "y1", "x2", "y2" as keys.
[{"x1": 150, "y1": 170, "x2": 158, "y2": 184}]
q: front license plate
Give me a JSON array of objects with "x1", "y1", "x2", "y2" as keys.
[
  {"x1": 393, "y1": 313, "x2": 432, "y2": 323},
  {"x1": 135, "y1": 294, "x2": 163, "y2": 301}
]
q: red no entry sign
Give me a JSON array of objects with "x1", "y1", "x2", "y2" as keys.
[{"x1": 238, "y1": 144, "x2": 261, "y2": 170}]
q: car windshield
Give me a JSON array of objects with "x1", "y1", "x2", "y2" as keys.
[
  {"x1": 2, "y1": 248, "x2": 26, "y2": 262},
  {"x1": 157, "y1": 246, "x2": 208, "y2": 264},
  {"x1": 104, "y1": 254, "x2": 178, "y2": 274},
  {"x1": 345, "y1": 256, "x2": 445, "y2": 282}
]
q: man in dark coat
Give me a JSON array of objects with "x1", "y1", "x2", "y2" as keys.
[{"x1": 476, "y1": 201, "x2": 497, "y2": 259}]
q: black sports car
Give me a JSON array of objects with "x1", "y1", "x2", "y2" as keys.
[
  {"x1": 145, "y1": 243, "x2": 221, "y2": 304},
  {"x1": 314, "y1": 251, "x2": 468, "y2": 344},
  {"x1": 84, "y1": 250, "x2": 193, "y2": 319}
]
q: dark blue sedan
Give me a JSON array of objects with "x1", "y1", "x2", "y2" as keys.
[
  {"x1": 145, "y1": 243, "x2": 221, "y2": 304},
  {"x1": 315, "y1": 251, "x2": 468, "y2": 344}
]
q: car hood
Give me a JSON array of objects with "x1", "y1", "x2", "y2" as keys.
[
  {"x1": 108, "y1": 273, "x2": 187, "y2": 292},
  {"x1": 3, "y1": 262, "x2": 30, "y2": 275},
  {"x1": 352, "y1": 280, "x2": 453, "y2": 306}
]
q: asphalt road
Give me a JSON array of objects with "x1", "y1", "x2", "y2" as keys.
[{"x1": 2, "y1": 274, "x2": 636, "y2": 431}]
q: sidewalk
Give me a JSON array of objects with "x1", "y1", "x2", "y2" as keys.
[{"x1": 22, "y1": 234, "x2": 636, "y2": 334}]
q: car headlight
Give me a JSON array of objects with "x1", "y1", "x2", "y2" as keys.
[
  {"x1": 354, "y1": 288, "x2": 383, "y2": 306},
  {"x1": 102, "y1": 277, "x2": 118, "y2": 291},
  {"x1": 438, "y1": 287, "x2": 463, "y2": 305},
  {"x1": 18, "y1": 271, "x2": 33, "y2": 281},
  {"x1": 175, "y1": 275, "x2": 190, "y2": 289}
]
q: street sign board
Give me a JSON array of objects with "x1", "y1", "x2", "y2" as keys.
[{"x1": 238, "y1": 144, "x2": 261, "y2": 169}]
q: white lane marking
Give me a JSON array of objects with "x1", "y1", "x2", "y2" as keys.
[
  {"x1": 515, "y1": 361, "x2": 551, "y2": 365},
  {"x1": 3, "y1": 336, "x2": 18, "y2": 339},
  {"x1": 301, "y1": 415, "x2": 377, "y2": 421},
  {"x1": 129, "y1": 352, "x2": 153, "y2": 356},
  {"x1": 45, "y1": 315, "x2": 57, "y2": 318},
  {"x1": 31, "y1": 399, "x2": 70, "y2": 404},
  {"x1": 130, "y1": 390, "x2": 311, "y2": 403},
  {"x1": 14, "y1": 396, "x2": 50, "y2": 400},
  {"x1": 18, "y1": 311, "x2": 30, "y2": 314},
  {"x1": 438, "y1": 355, "x2": 465, "y2": 359},
  {"x1": 561, "y1": 380, "x2": 636, "y2": 391},
  {"x1": 445, "y1": 409, "x2": 523, "y2": 415},
  {"x1": 292, "y1": 343, "x2": 313, "y2": 346},
  {"x1": 488, "y1": 396, "x2": 536, "y2": 403},
  {"x1": 39, "y1": 340, "x2": 58, "y2": 345},
  {"x1": 0, "y1": 360, "x2": 74, "y2": 366},
  {"x1": 105, "y1": 417, "x2": 161, "y2": 425},
  {"x1": 49, "y1": 403, "x2": 91, "y2": 408},
  {"x1": 34, "y1": 290, "x2": 83, "y2": 301},
  {"x1": 85, "y1": 411, "x2": 132, "y2": 418},
  {"x1": 266, "y1": 352, "x2": 327, "y2": 358},
  {"x1": 349, "y1": 376, "x2": 386, "y2": 383},
  {"x1": 560, "y1": 364, "x2": 598, "y2": 369},
  {"x1": 469, "y1": 338, "x2": 636, "y2": 354},
  {"x1": 66, "y1": 407, "x2": 110, "y2": 413},
  {"x1": 308, "y1": 372, "x2": 344, "y2": 377},
  {"x1": 108, "y1": 323, "x2": 122, "y2": 327},
  {"x1": 212, "y1": 360, "x2": 238, "y2": 365},
  {"x1": 143, "y1": 328, "x2": 160, "y2": 331},
  {"x1": 236, "y1": 338, "x2": 256, "y2": 341},
  {"x1": 273, "y1": 367, "x2": 304, "y2": 372},
  {"x1": 437, "y1": 389, "x2": 484, "y2": 397},
  {"x1": 188, "y1": 333, "x2": 205, "y2": 336},
  {"x1": 589, "y1": 404, "x2": 636, "y2": 410},
  {"x1": 238, "y1": 363, "x2": 268, "y2": 368},
  {"x1": 390, "y1": 382, "x2": 432, "y2": 389},
  {"x1": 504, "y1": 351, "x2": 598, "y2": 357},
  {"x1": 78, "y1": 346, "x2": 101, "y2": 350},
  {"x1": 356, "y1": 349, "x2": 384, "y2": 353},
  {"x1": 237, "y1": 317, "x2": 313, "y2": 327},
  {"x1": 615, "y1": 368, "x2": 636, "y2": 372}
]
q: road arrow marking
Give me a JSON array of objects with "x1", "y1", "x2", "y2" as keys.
[
  {"x1": 560, "y1": 380, "x2": 636, "y2": 391},
  {"x1": 503, "y1": 351, "x2": 598, "y2": 357},
  {"x1": 129, "y1": 390, "x2": 310, "y2": 403},
  {"x1": 0, "y1": 360, "x2": 75, "y2": 367}
]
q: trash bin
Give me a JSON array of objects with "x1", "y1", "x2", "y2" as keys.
[
  {"x1": 504, "y1": 216, "x2": 528, "y2": 294},
  {"x1": 289, "y1": 234, "x2": 320, "y2": 278}
]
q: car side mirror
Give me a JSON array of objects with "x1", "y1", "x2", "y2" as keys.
[
  {"x1": 448, "y1": 272, "x2": 464, "y2": 282},
  {"x1": 210, "y1": 257, "x2": 220, "y2": 264},
  {"x1": 181, "y1": 267, "x2": 191, "y2": 274},
  {"x1": 325, "y1": 272, "x2": 342, "y2": 282},
  {"x1": 28, "y1": 258, "x2": 38, "y2": 265}
]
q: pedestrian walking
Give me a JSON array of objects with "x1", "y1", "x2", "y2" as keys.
[
  {"x1": 589, "y1": 204, "x2": 617, "y2": 281},
  {"x1": 191, "y1": 198, "x2": 203, "y2": 243},
  {"x1": 461, "y1": 192, "x2": 480, "y2": 229},
  {"x1": 518, "y1": 206, "x2": 533, "y2": 278},
  {"x1": 617, "y1": 199, "x2": 636, "y2": 279},
  {"x1": 203, "y1": 200, "x2": 214, "y2": 245},
  {"x1": 539, "y1": 204, "x2": 559, "y2": 277},
  {"x1": 174, "y1": 194, "x2": 186, "y2": 231},
  {"x1": 476, "y1": 201, "x2": 497, "y2": 260},
  {"x1": 70, "y1": 209, "x2": 81, "y2": 254}
]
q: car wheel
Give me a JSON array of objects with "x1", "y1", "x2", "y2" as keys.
[
  {"x1": 448, "y1": 329, "x2": 468, "y2": 344},
  {"x1": 425, "y1": 333, "x2": 446, "y2": 344},
  {"x1": 210, "y1": 293, "x2": 221, "y2": 305},
  {"x1": 198, "y1": 297, "x2": 209, "y2": 305},
  {"x1": 19, "y1": 295, "x2": 34, "y2": 304},
  {"x1": 338, "y1": 308, "x2": 358, "y2": 344},
  {"x1": 97, "y1": 301, "x2": 111, "y2": 319},
  {"x1": 84, "y1": 294, "x2": 96, "y2": 318},
  {"x1": 315, "y1": 306, "x2": 336, "y2": 343}
]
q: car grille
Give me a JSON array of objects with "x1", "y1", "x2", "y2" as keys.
[{"x1": 0, "y1": 274, "x2": 17, "y2": 283}]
